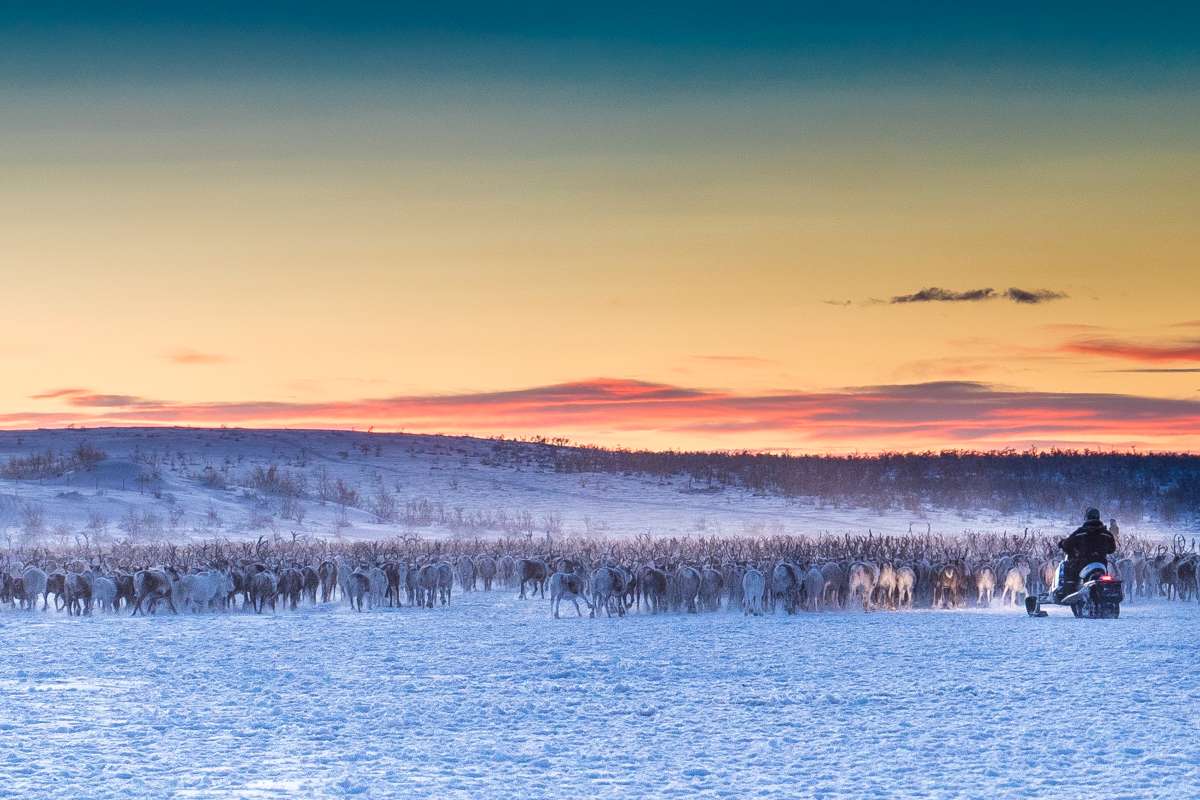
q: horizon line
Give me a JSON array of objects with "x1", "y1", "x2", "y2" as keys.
[{"x1": 1, "y1": 423, "x2": 1195, "y2": 459}]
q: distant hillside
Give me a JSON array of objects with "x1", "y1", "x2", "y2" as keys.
[{"x1": 0, "y1": 427, "x2": 1190, "y2": 548}]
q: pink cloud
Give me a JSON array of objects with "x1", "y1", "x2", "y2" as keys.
[
  {"x1": 13, "y1": 377, "x2": 1200, "y2": 451},
  {"x1": 1062, "y1": 336, "x2": 1200, "y2": 363}
]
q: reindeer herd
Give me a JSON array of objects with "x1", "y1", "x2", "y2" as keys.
[{"x1": 1, "y1": 531, "x2": 1197, "y2": 620}]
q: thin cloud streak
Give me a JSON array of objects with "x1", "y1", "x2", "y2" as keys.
[
  {"x1": 167, "y1": 348, "x2": 230, "y2": 365},
  {"x1": 29, "y1": 387, "x2": 89, "y2": 400},
  {"x1": 1063, "y1": 337, "x2": 1200, "y2": 363},
  {"x1": 19, "y1": 377, "x2": 1200, "y2": 450},
  {"x1": 1101, "y1": 368, "x2": 1200, "y2": 374}
]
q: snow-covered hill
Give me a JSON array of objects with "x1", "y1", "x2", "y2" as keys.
[{"x1": 0, "y1": 427, "x2": 1177, "y2": 547}]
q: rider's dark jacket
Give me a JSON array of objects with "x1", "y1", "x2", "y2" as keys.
[{"x1": 1058, "y1": 519, "x2": 1116, "y2": 565}]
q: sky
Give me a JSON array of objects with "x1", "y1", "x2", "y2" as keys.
[{"x1": 2, "y1": 3, "x2": 1199, "y2": 452}]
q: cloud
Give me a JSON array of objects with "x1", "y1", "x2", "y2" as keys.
[
  {"x1": 1062, "y1": 337, "x2": 1200, "y2": 363},
  {"x1": 887, "y1": 287, "x2": 1068, "y2": 305},
  {"x1": 66, "y1": 394, "x2": 161, "y2": 408},
  {"x1": 12, "y1": 377, "x2": 1200, "y2": 450},
  {"x1": 1006, "y1": 288, "x2": 1068, "y2": 304},
  {"x1": 29, "y1": 387, "x2": 89, "y2": 400},
  {"x1": 823, "y1": 298, "x2": 885, "y2": 307},
  {"x1": 1101, "y1": 368, "x2": 1200, "y2": 374},
  {"x1": 892, "y1": 287, "x2": 996, "y2": 303},
  {"x1": 168, "y1": 348, "x2": 230, "y2": 365}
]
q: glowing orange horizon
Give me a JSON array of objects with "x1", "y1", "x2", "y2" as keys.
[{"x1": 8, "y1": 378, "x2": 1199, "y2": 454}]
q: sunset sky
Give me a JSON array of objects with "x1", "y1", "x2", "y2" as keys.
[{"x1": 3, "y1": 3, "x2": 1199, "y2": 451}]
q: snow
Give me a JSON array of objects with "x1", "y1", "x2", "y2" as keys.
[
  {"x1": 0, "y1": 428, "x2": 1182, "y2": 544},
  {"x1": 1, "y1": 594, "x2": 1196, "y2": 799}
]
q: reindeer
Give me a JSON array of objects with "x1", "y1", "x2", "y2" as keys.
[
  {"x1": 874, "y1": 561, "x2": 899, "y2": 610},
  {"x1": 847, "y1": 561, "x2": 878, "y2": 612},
  {"x1": 336, "y1": 559, "x2": 356, "y2": 607},
  {"x1": 178, "y1": 570, "x2": 226, "y2": 613},
  {"x1": 1176, "y1": 546, "x2": 1198, "y2": 602},
  {"x1": 435, "y1": 562, "x2": 454, "y2": 605},
  {"x1": 1115, "y1": 557, "x2": 1136, "y2": 603},
  {"x1": 821, "y1": 562, "x2": 847, "y2": 609},
  {"x1": 639, "y1": 566, "x2": 668, "y2": 614},
  {"x1": 698, "y1": 567, "x2": 724, "y2": 612},
  {"x1": 249, "y1": 570, "x2": 278, "y2": 614},
  {"x1": 364, "y1": 566, "x2": 387, "y2": 609},
  {"x1": 589, "y1": 566, "x2": 626, "y2": 618},
  {"x1": 46, "y1": 571, "x2": 67, "y2": 611},
  {"x1": 301, "y1": 565, "x2": 320, "y2": 605},
  {"x1": 674, "y1": 565, "x2": 701, "y2": 613},
  {"x1": 416, "y1": 563, "x2": 439, "y2": 608},
  {"x1": 517, "y1": 558, "x2": 548, "y2": 600},
  {"x1": 722, "y1": 562, "x2": 745, "y2": 610},
  {"x1": 1134, "y1": 555, "x2": 1154, "y2": 601},
  {"x1": 802, "y1": 566, "x2": 824, "y2": 611},
  {"x1": 933, "y1": 559, "x2": 967, "y2": 610},
  {"x1": 1040, "y1": 559, "x2": 1058, "y2": 599},
  {"x1": 64, "y1": 569, "x2": 93, "y2": 616},
  {"x1": 113, "y1": 571, "x2": 135, "y2": 610},
  {"x1": 346, "y1": 569, "x2": 369, "y2": 612},
  {"x1": 497, "y1": 555, "x2": 517, "y2": 588},
  {"x1": 455, "y1": 556, "x2": 477, "y2": 592},
  {"x1": 1147, "y1": 542, "x2": 1185, "y2": 604},
  {"x1": 404, "y1": 563, "x2": 420, "y2": 606},
  {"x1": 278, "y1": 568, "x2": 305, "y2": 610},
  {"x1": 888, "y1": 563, "x2": 914, "y2": 609},
  {"x1": 131, "y1": 567, "x2": 180, "y2": 615},
  {"x1": 999, "y1": 564, "x2": 1029, "y2": 607},
  {"x1": 770, "y1": 562, "x2": 801, "y2": 615},
  {"x1": 318, "y1": 560, "x2": 338, "y2": 603},
  {"x1": 476, "y1": 555, "x2": 497, "y2": 591},
  {"x1": 90, "y1": 570, "x2": 118, "y2": 613},
  {"x1": 973, "y1": 565, "x2": 996, "y2": 607},
  {"x1": 741, "y1": 568, "x2": 766, "y2": 616},
  {"x1": 549, "y1": 571, "x2": 591, "y2": 618}
]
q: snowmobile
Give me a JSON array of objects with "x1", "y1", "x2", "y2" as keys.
[{"x1": 1025, "y1": 560, "x2": 1122, "y2": 619}]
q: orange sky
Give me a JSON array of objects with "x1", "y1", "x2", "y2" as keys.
[{"x1": 2, "y1": 9, "x2": 1198, "y2": 452}]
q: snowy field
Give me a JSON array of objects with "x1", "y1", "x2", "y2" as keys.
[{"x1": 1, "y1": 594, "x2": 1196, "y2": 799}]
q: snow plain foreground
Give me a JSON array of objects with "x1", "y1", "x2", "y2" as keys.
[{"x1": 0, "y1": 595, "x2": 1196, "y2": 800}]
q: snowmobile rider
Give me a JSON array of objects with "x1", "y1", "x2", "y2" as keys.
[{"x1": 1055, "y1": 508, "x2": 1116, "y2": 599}]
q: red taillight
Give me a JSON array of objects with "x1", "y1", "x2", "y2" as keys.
[{"x1": 1099, "y1": 575, "x2": 1115, "y2": 582}]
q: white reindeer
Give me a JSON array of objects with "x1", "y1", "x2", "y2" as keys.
[
  {"x1": 802, "y1": 566, "x2": 824, "y2": 611},
  {"x1": 894, "y1": 565, "x2": 917, "y2": 610},
  {"x1": 549, "y1": 572, "x2": 591, "y2": 618},
  {"x1": 1000, "y1": 565, "x2": 1029, "y2": 606},
  {"x1": 22, "y1": 566, "x2": 48, "y2": 611},
  {"x1": 847, "y1": 561, "x2": 879, "y2": 612},
  {"x1": 368, "y1": 566, "x2": 389, "y2": 609},
  {"x1": 741, "y1": 569, "x2": 766, "y2": 616}
]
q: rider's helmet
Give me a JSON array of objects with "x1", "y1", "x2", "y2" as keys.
[{"x1": 1084, "y1": 508, "x2": 1101, "y2": 522}]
